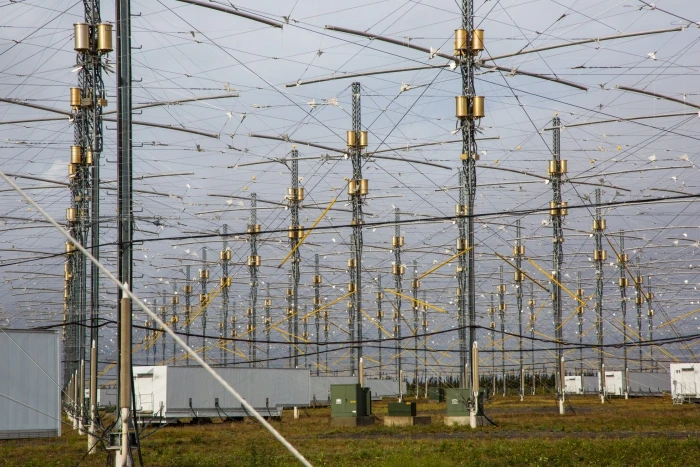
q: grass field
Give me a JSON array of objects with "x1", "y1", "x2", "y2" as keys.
[{"x1": 2, "y1": 395, "x2": 699, "y2": 466}]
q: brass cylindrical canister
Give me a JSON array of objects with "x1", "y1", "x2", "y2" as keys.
[
  {"x1": 96, "y1": 23, "x2": 113, "y2": 52},
  {"x1": 74, "y1": 23, "x2": 90, "y2": 52}
]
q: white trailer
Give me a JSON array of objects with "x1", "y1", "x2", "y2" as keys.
[
  {"x1": 564, "y1": 375, "x2": 583, "y2": 394},
  {"x1": 598, "y1": 370, "x2": 623, "y2": 396},
  {"x1": 98, "y1": 387, "x2": 117, "y2": 407},
  {"x1": 670, "y1": 363, "x2": 700, "y2": 402},
  {"x1": 627, "y1": 372, "x2": 670, "y2": 395},
  {"x1": 132, "y1": 366, "x2": 310, "y2": 421},
  {"x1": 0, "y1": 329, "x2": 61, "y2": 439}
]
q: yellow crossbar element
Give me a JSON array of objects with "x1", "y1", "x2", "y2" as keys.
[
  {"x1": 527, "y1": 258, "x2": 586, "y2": 307},
  {"x1": 360, "y1": 308, "x2": 394, "y2": 339},
  {"x1": 184, "y1": 284, "x2": 223, "y2": 328},
  {"x1": 279, "y1": 188, "x2": 343, "y2": 268},
  {"x1": 301, "y1": 291, "x2": 354, "y2": 321},
  {"x1": 383, "y1": 289, "x2": 445, "y2": 313},
  {"x1": 494, "y1": 252, "x2": 549, "y2": 292},
  {"x1": 417, "y1": 247, "x2": 472, "y2": 281},
  {"x1": 658, "y1": 306, "x2": 700, "y2": 329}
]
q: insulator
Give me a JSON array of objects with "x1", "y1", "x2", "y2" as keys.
[
  {"x1": 527, "y1": 299, "x2": 536, "y2": 306},
  {"x1": 454, "y1": 29, "x2": 469, "y2": 56},
  {"x1": 247, "y1": 255, "x2": 261, "y2": 266},
  {"x1": 359, "y1": 179, "x2": 369, "y2": 195},
  {"x1": 85, "y1": 150, "x2": 93, "y2": 165},
  {"x1": 286, "y1": 288, "x2": 293, "y2": 296},
  {"x1": 547, "y1": 160, "x2": 568, "y2": 175},
  {"x1": 422, "y1": 304, "x2": 428, "y2": 311},
  {"x1": 593, "y1": 250, "x2": 607, "y2": 261},
  {"x1": 635, "y1": 296, "x2": 644, "y2": 305},
  {"x1": 514, "y1": 271, "x2": 524, "y2": 282},
  {"x1": 347, "y1": 258, "x2": 356, "y2": 269},
  {"x1": 312, "y1": 275, "x2": 322, "y2": 284},
  {"x1": 471, "y1": 29, "x2": 485, "y2": 54},
  {"x1": 576, "y1": 289, "x2": 584, "y2": 297},
  {"x1": 393, "y1": 325, "x2": 399, "y2": 335},
  {"x1": 648, "y1": 309, "x2": 654, "y2": 317},
  {"x1": 455, "y1": 287, "x2": 462, "y2": 296},
  {"x1": 220, "y1": 277, "x2": 231, "y2": 288},
  {"x1": 513, "y1": 245, "x2": 525, "y2": 256},
  {"x1": 455, "y1": 95, "x2": 469, "y2": 118},
  {"x1": 68, "y1": 164, "x2": 78, "y2": 177},
  {"x1": 324, "y1": 324, "x2": 331, "y2": 332},
  {"x1": 552, "y1": 236, "x2": 565, "y2": 243},
  {"x1": 73, "y1": 23, "x2": 90, "y2": 52},
  {"x1": 376, "y1": 292, "x2": 383, "y2": 300},
  {"x1": 488, "y1": 307, "x2": 495, "y2": 314},
  {"x1": 171, "y1": 296, "x2": 179, "y2": 305},
  {"x1": 286, "y1": 187, "x2": 305, "y2": 202},
  {"x1": 376, "y1": 311, "x2": 383, "y2": 320},
  {"x1": 170, "y1": 316, "x2": 178, "y2": 324},
  {"x1": 64, "y1": 264, "x2": 72, "y2": 280},
  {"x1": 392, "y1": 264, "x2": 405, "y2": 275},
  {"x1": 593, "y1": 219, "x2": 607, "y2": 231},
  {"x1": 455, "y1": 265, "x2": 464, "y2": 273},
  {"x1": 286, "y1": 307, "x2": 295, "y2": 317},
  {"x1": 646, "y1": 292, "x2": 654, "y2": 301},
  {"x1": 412, "y1": 279, "x2": 420, "y2": 289},
  {"x1": 230, "y1": 316, "x2": 237, "y2": 325},
  {"x1": 393, "y1": 311, "x2": 399, "y2": 320},
  {"x1": 346, "y1": 130, "x2": 357, "y2": 147},
  {"x1": 199, "y1": 269, "x2": 209, "y2": 279},
  {"x1": 454, "y1": 204, "x2": 468, "y2": 217},
  {"x1": 66, "y1": 207, "x2": 77, "y2": 222},
  {"x1": 422, "y1": 319, "x2": 428, "y2": 327},
  {"x1": 549, "y1": 201, "x2": 568, "y2": 216},
  {"x1": 247, "y1": 308, "x2": 253, "y2": 316},
  {"x1": 457, "y1": 237, "x2": 468, "y2": 251},
  {"x1": 617, "y1": 253, "x2": 628, "y2": 263},
  {"x1": 199, "y1": 293, "x2": 207, "y2": 304},
  {"x1": 313, "y1": 297, "x2": 322, "y2": 305},
  {"x1": 391, "y1": 236, "x2": 405, "y2": 248},
  {"x1": 183, "y1": 285, "x2": 192, "y2": 294},
  {"x1": 460, "y1": 152, "x2": 479, "y2": 161},
  {"x1": 499, "y1": 303, "x2": 507, "y2": 311},
  {"x1": 220, "y1": 250, "x2": 232, "y2": 261},
  {"x1": 348, "y1": 283, "x2": 357, "y2": 293},
  {"x1": 63, "y1": 289, "x2": 69, "y2": 299},
  {"x1": 619, "y1": 278, "x2": 628, "y2": 288},
  {"x1": 96, "y1": 23, "x2": 113, "y2": 52},
  {"x1": 97, "y1": 97, "x2": 108, "y2": 107},
  {"x1": 497, "y1": 284, "x2": 506, "y2": 293},
  {"x1": 247, "y1": 224, "x2": 261, "y2": 234},
  {"x1": 264, "y1": 299, "x2": 272, "y2": 307},
  {"x1": 359, "y1": 131, "x2": 368, "y2": 148},
  {"x1": 323, "y1": 311, "x2": 330, "y2": 319},
  {"x1": 301, "y1": 331, "x2": 309, "y2": 340},
  {"x1": 218, "y1": 322, "x2": 225, "y2": 330},
  {"x1": 70, "y1": 88, "x2": 81, "y2": 110},
  {"x1": 560, "y1": 201, "x2": 568, "y2": 216},
  {"x1": 490, "y1": 321, "x2": 495, "y2": 329}
]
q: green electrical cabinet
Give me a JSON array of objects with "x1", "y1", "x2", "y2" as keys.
[
  {"x1": 330, "y1": 384, "x2": 371, "y2": 418},
  {"x1": 445, "y1": 388, "x2": 485, "y2": 417},
  {"x1": 388, "y1": 401, "x2": 416, "y2": 417},
  {"x1": 428, "y1": 386, "x2": 445, "y2": 402}
]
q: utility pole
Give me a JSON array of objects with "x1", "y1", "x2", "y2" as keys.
[
  {"x1": 498, "y1": 266, "x2": 506, "y2": 397},
  {"x1": 264, "y1": 284, "x2": 272, "y2": 368},
  {"x1": 455, "y1": 0, "x2": 484, "y2": 408},
  {"x1": 376, "y1": 274, "x2": 383, "y2": 378},
  {"x1": 287, "y1": 148, "x2": 303, "y2": 368},
  {"x1": 593, "y1": 188, "x2": 606, "y2": 403},
  {"x1": 528, "y1": 283, "x2": 536, "y2": 395},
  {"x1": 115, "y1": 0, "x2": 133, "y2": 462},
  {"x1": 549, "y1": 113, "x2": 567, "y2": 413},
  {"x1": 160, "y1": 291, "x2": 167, "y2": 364},
  {"x1": 347, "y1": 82, "x2": 367, "y2": 375},
  {"x1": 422, "y1": 290, "x2": 428, "y2": 396},
  {"x1": 488, "y1": 294, "x2": 496, "y2": 396},
  {"x1": 514, "y1": 220, "x2": 525, "y2": 400},
  {"x1": 618, "y1": 232, "x2": 629, "y2": 397},
  {"x1": 576, "y1": 272, "x2": 584, "y2": 394},
  {"x1": 230, "y1": 300, "x2": 237, "y2": 365},
  {"x1": 171, "y1": 281, "x2": 178, "y2": 364},
  {"x1": 248, "y1": 194, "x2": 260, "y2": 366},
  {"x1": 199, "y1": 248, "x2": 209, "y2": 363},
  {"x1": 634, "y1": 258, "x2": 644, "y2": 371},
  {"x1": 221, "y1": 224, "x2": 231, "y2": 366},
  {"x1": 302, "y1": 307, "x2": 309, "y2": 369},
  {"x1": 392, "y1": 207, "x2": 404, "y2": 379},
  {"x1": 412, "y1": 259, "x2": 419, "y2": 396},
  {"x1": 314, "y1": 255, "x2": 322, "y2": 376},
  {"x1": 184, "y1": 266, "x2": 192, "y2": 366},
  {"x1": 646, "y1": 277, "x2": 655, "y2": 371}
]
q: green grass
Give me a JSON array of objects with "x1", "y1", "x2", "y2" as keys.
[{"x1": 1, "y1": 396, "x2": 699, "y2": 466}]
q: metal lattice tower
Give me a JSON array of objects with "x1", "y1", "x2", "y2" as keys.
[
  {"x1": 456, "y1": 0, "x2": 481, "y2": 393},
  {"x1": 412, "y1": 259, "x2": 419, "y2": 394},
  {"x1": 288, "y1": 148, "x2": 302, "y2": 368},
  {"x1": 302, "y1": 306, "x2": 309, "y2": 369},
  {"x1": 376, "y1": 275, "x2": 383, "y2": 378},
  {"x1": 489, "y1": 294, "x2": 496, "y2": 395},
  {"x1": 265, "y1": 284, "x2": 272, "y2": 368},
  {"x1": 171, "y1": 281, "x2": 178, "y2": 363},
  {"x1": 635, "y1": 257, "x2": 643, "y2": 370},
  {"x1": 618, "y1": 231, "x2": 629, "y2": 392},
  {"x1": 646, "y1": 276, "x2": 655, "y2": 371},
  {"x1": 550, "y1": 114, "x2": 566, "y2": 402},
  {"x1": 498, "y1": 266, "x2": 506, "y2": 396},
  {"x1": 161, "y1": 291, "x2": 167, "y2": 363},
  {"x1": 514, "y1": 220, "x2": 525, "y2": 398},
  {"x1": 221, "y1": 224, "x2": 230, "y2": 366},
  {"x1": 528, "y1": 283, "x2": 536, "y2": 394},
  {"x1": 184, "y1": 265, "x2": 192, "y2": 365},
  {"x1": 392, "y1": 207, "x2": 403, "y2": 379},
  {"x1": 314, "y1": 254, "x2": 322, "y2": 375},
  {"x1": 200, "y1": 248, "x2": 209, "y2": 363},
  {"x1": 576, "y1": 272, "x2": 584, "y2": 387},
  {"x1": 249, "y1": 195, "x2": 260, "y2": 366},
  {"x1": 593, "y1": 188, "x2": 606, "y2": 390},
  {"x1": 287, "y1": 274, "x2": 294, "y2": 367},
  {"x1": 348, "y1": 82, "x2": 366, "y2": 375},
  {"x1": 421, "y1": 290, "x2": 428, "y2": 392},
  {"x1": 231, "y1": 300, "x2": 237, "y2": 365}
]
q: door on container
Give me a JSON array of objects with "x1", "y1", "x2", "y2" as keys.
[
  {"x1": 605, "y1": 373, "x2": 616, "y2": 395},
  {"x1": 680, "y1": 368, "x2": 696, "y2": 395}
]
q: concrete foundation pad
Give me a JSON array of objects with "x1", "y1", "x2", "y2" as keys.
[
  {"x1": 384, "y1": 416, "x2": 431, "y2": 427},
  {"x1": 330, "y1": 416, "x2": 376, "y2": 427},
  {"x1": 444, "y1": 415, "x2": 489, "y2": 427}
]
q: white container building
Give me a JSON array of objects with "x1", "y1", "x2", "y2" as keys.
[
  {"x1": 564, "y1": 375, "x2": 583, "y2": 394},
  {"x1": 598, "y1": 370, "x2": 624, "y2": 396},
  {"x1": 0, "y1": 329, "x2": 61, "y2": 439},
  {"x1": 670, "y1": 363, "x2": 700, "y2": 402}
]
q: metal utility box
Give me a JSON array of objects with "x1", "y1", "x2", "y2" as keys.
[
  {"x1": 428, "y1": 386, "x2": 445, "y2": 402},
  {"x1": 388, "y1": 401, "x2": 416, "y2": 417},
  {"x1": 445, "y1": 388, "x2": 471, "y2": 416},
  {"x1": 670, "y1": 363, "x2": 700, "y2": 400},
  {"x1": 598, "y1": 371, "x2": 623, "y2": 396},
  {"x1": 0, "y1": 329, "x2": 60, "y2": 439},
  {"x1": 564, "y1": 376, "x2": 583, "y2": 394},
  {"x1": 330, "y1": 384, "x2": 371, "y2": 418}
]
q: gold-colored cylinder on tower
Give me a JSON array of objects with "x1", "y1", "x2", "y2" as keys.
[
  {"x1": 471, "y1": 96, "x2": 485, "y2": 118},
  {"x1": 70, "y1": 146, "x2": 82, "y2": 165},
  {"x1": 454, "y1": 29, "x2": 469, "y2": 55},
  {"x1": 359, "y1": 131, "x2": 368, "y2": 148},
  {"x1": 96, "y1": 23, "x2": 113, "y2": 52},
  {"x1": 455, "y1": 96, "x2": 469, "y2": 118},
  {"x1": 346, "y1": 130, "x2": 357, "y2": 148},
  {"x1": 471, "y1": 29, "x2": 485, "y2": 54},
  {"x1": 74, "y1": 23, "x2": 90, "y2": 52},
  {"x1": 70, "y1": 88, "x2": 81, "y2": 109}
]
